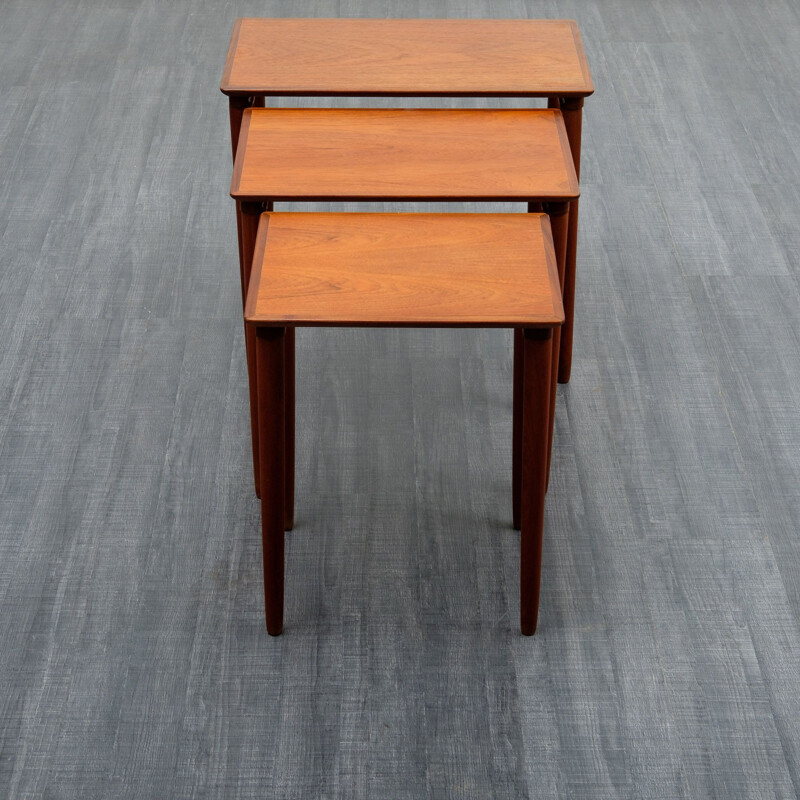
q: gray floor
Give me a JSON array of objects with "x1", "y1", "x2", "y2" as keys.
[{"x1": 2, "y1": 0, "x2": 800, "y2": 797}]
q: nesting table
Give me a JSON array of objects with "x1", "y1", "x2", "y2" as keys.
[
  {"x1": 245, "y1": 213, "x2": 564, "y2": 635},
  {"x1": 231, "y1": 107, "x2": 578, "y2": 536},
  {"x1": 220, "y1": 18, "x2": 593, "y2": 635}
]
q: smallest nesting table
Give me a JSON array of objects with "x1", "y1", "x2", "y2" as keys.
[{"x1": 244, "y1": 212, "x2": 564, "y2": 636}]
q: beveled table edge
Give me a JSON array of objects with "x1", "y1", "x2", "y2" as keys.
[
  {"x1": 220, "y1": 17, "x2": 594, "y2": 97},
  {"x1": 229, "y1": 107, "x2": 581, "y2": 202},
  {"x1": 244, "y1": 212, "x2": 566, "y2": 328}
]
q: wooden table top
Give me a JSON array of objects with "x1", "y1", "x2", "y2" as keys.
[
  {"x1": 221, "y1": 18, "x2": 593, "y2": 97},
  {"x1": 244, "y1": 213, "x2": 565, "y2": 328},
  {"x1": 230, "y1": 108, "x2": 579, "y2": 202}
]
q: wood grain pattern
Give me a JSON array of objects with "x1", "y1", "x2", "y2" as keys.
[
  {"x1": 221, "y1": 18, "x2": 594, "y2": 97},
  {"x1": 244, "y1": 213, "x2": 564, "y2": 327},
  {"x1": 230, "y1": 108, "x2": 579, "y2": 202}
]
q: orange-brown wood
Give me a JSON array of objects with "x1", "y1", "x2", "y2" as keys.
[
  {"x1": 231, "y1": 95, "x2": 264, "y2": 358},
  {"x1": 558, "y1": 97, "x2": 584, "y2": 385},
  {"x1": 221, "y1": 18, "x2": 593, "y2": 97},
  {"x1": 284, "y1": 328, "x2": 295, "y2": 532},
  {"x1": 244, "y1": 213, "x2": 564, "y2": 328},
  {"x1": 230, "y1": 108, "x2": 579, "y2": 203},
  {"x1": 520, "y1": 327, "x2": 553, "y2": 636},
  {"x1": 512, "y1": 327, "x2": 524, "y2": 531},
  {"x1": 240, "y1": 203, "x2": 263, "y2": 497},
  {"x1": 256, "y1": 326, "x2": 286, "y2": 636},
  {"x1": 229, "y1": 94, "x2": 266, "y2": 162},
  {"x1": 241, "y1": 209, "x2": 295, "y2": 508},
  {"x1": 228, "y1": 97, "x2": 248, "y2": 163},
  {"x1": 544, "y1": 202, "x2": 570, "y2": 485},
  {"x1": 514, "y1": 201, "x2": 568, "y2": 523}
]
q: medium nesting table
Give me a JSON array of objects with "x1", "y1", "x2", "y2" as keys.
[
  {"x1": 231, "y1": 106, "x2": 579, "y2": 536},
  {"x1": 245, "y1": 212, "x2": 564, "y2": 635}
]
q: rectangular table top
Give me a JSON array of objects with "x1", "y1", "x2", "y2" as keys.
[
  {"x1": 221, "y1": 18, "x2": 593, "y2": 97},
  {"x1": 230, "y1": 108, "x2": 579, "y2": 202},
  {"x1": 244, "y1": 213, "x2": 565, "y2": 328}
]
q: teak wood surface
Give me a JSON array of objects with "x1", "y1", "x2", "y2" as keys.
[
  {"x1": 244, "y1": 213, "x2": 565, "y2": 328},
  {"x1": 230, "y1": 108, "x2": 579, "y2": 202},
  {"x1": 221, "y1": 18, "x2": 593, "y2": 97}
]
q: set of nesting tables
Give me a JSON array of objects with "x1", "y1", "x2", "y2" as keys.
[{"x1": 220, "y1": 18, "x2": 593, "y2": 635}]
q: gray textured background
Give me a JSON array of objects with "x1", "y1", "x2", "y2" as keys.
[{"x1": 2, "y1": 0, "x2": 800, "y2": 797}]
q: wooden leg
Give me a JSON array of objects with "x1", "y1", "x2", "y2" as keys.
[
  {"x1": 559, "y1": 97, "x2": 584, "y2": 384},
  {"x1": 516, "y1": 199, "x2": 550, "y2": 524},
  {"x1": 520, "y1": 327, "x2": 553, "y2": 636},
  {"x1": 235, "y1": 201, "x2": 244, "y2": 293},
  {"x1": 284, "y1": 328, "x2": 295, "y2": 531},
  {"x1": 229, "y1": 97, "x2": 249, "y2": 276},
  {"x1": 543, "y1": 203, "x2": 569, "y2": 488},
  {"x1": 559, "y1": 198, "x2": 580, "y2": 384},
  {"x1": 512, "y1": 328, "x2": 523, "y2": 530},
  {"x1": 240, "y1": 202, "x2": 264, "y2": 496},
  {"x1": 256, "y1": 326, "x2": 286, "y2": 636},
  {"x1": 547, "y1": 95, "x2": 561, "y2": 110},
  {"x1": 231, "y1": 95, "x2": 270, "y2": 342},
  {"x1": 229, "y1": 94, "x2": 265, "y2": 161},
  {"x1": 231, "y1": 97, "x2": 274, "y2": 498},
  {"x1": 514, "y1": 200, "x2": 549, "y2": 526},
  {"x1": 228, "y1": 97, "x2": 247, "y2": 162}
]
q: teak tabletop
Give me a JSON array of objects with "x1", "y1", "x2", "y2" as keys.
[
  {"x1": 244, "y1": 213, "x2": 565, "y2": 328},
  {"x1": 221, "y1": 18, "x2": 593, "y2": 97},
  {"x1": 230, "y1": 108, "x2": 579, "y2": 202}
]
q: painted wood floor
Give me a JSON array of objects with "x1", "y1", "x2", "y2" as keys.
[{"x1": 1, "y1": 0, "x2": 800, "y2": 797}]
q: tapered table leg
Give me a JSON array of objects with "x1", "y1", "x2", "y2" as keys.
[
  {"x1": 229, "y1": 94, "x2": 265, "y2": 161},
  {"x1": 230, "y1": 93, "x2": 269, "y2": 343},
  {"x1": 543, "y1": 202, "x2": 569, "y2": 487},
  {"x1": 229, "y1": 97, "x2": 250, "y2": 276},
  {"x1": 256, "y1": 326, "x2": 286, "y2": 636},
  {"x1": 558, "y1": 97, "x2": 584, "y2": 384},
  {"x1": 284, "y1": 328, "x2": 295, "y2": 531},
  {"x1": 239, "y1": 203, "x2": 263, "y2": 496},
  {"x1": 512, "y1": 327, "x2": 523, "y2": 530},
  {"x1": 515, "y1": 200, "x2": 569, "y2": 518},
  {"x1": 515, "y1": 201, "x2": 545, "y2": 527},
  {"x1": 520, "y1": 327, "x2": 554, "y2": 636}
]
